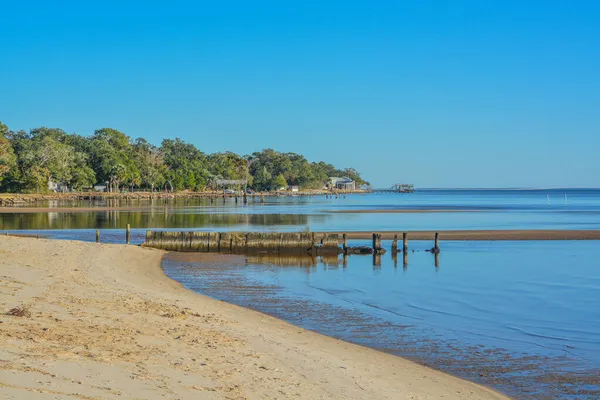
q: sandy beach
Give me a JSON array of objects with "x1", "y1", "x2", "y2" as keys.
[{"x1": 0, "y1": 235, "x2": 508, "y2": 399}]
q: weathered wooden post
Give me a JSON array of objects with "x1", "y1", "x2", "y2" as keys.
[
  {"x1": 261, "y1": 195, "x2": 265, "y2": 204},
  {"x1": 403, "y1": 232, "x2": 408, "y2": 252},
  {"x1": 126, "y1": 224, "x2": 131, "y2": 244},
  {"x1": 403, "y1": 251, "x2": 408, "y2": 267},
  {"x1": 96, "y1": 229, "x2": 100, "y2": 243},
  {"x1": 243, "y1": 193, "x2": 248, "y2": 204},
  {"x1": 435, "y1": 252, "x2": 440, "y2": 268},
  {"x1": 391, "y1": 234, "x2": 398, "y2": 253},
  {"x1": 342, "y1": 233, "x2": 348, "y2": 254},
  {"x1": 434, "y1": 232, "x2": 440, "y2": 253},
  {"x1": 372, "y1": 233, "x2": 381, "y2": 252}
]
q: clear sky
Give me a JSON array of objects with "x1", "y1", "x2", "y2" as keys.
[{"x1": 1, "y1": 0, "x2": 598, "y2": 188}]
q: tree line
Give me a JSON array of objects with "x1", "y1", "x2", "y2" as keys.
[{"x1": 0, "y1": 122, "x2": 367, "y2": 193}]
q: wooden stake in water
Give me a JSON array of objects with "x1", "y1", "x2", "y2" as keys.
[
  {"x1": 391, "y1": 234, "x2": 398, "y2": 253},
  {"x1": 372, "y1": 233, "x2": 382, "y2": 252},
  {"x1": 126, "y1": 224, "x2": 131, "y2": 244},
  {"x1": 96, "y1": 229, "x2": 100, "y2": 243}
]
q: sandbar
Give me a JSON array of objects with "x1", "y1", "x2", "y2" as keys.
[{"x1": 322, "y1": 230, "x2": 600, "y2": 240}]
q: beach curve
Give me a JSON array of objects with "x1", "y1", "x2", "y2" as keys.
[{"x1": 0, "y1": 236, "x2": 509, "y2": 399}]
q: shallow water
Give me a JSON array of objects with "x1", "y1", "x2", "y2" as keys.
[{"x1": 163, "y1": 241, "x2": 600, "y2": 399}]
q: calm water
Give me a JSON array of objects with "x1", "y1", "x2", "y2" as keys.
[
  {"x1": 163, "y1": 241, "x2": 600, "y2": 399},
  {"x1": 2, "y1": 189, "x2": 600, "y2": 231},
  {"x1": 2, "y1": 189, "x2": 600, "y2": 398}
]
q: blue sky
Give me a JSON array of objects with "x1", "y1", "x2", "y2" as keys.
[{"x1": 1, "y1": 0, "x2": 598, "y2": 188}]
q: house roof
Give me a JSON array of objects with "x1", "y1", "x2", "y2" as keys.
[{"x1": 330, "y1": 177, "x2": 354, "y2": 183}]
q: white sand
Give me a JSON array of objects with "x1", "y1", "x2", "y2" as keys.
[{"x1": 0, "y1": 236, "x2": 509, "y2": 399}]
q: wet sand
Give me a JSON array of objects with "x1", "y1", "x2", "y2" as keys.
[
  {"x1": 325, "y1": 209, "x2": 484, "y2": 213},
  {"x1": 0, "y1": 236, "x2": 508, "y2": 399},
  {"x1": 323, "y1": 230, "x2": 600, "y2": 240}
]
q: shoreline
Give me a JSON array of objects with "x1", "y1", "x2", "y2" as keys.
[
  {"x1": 0, "y1": 189, "x2": 369, "y2": 206},
  {"x1": 0, "y1": 236, "x2": 508, "y2": 399}
]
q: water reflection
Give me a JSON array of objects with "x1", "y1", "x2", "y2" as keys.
[
  {"x1": 0, "y1": 211, "x2": 316, "y2": 230},
  {"x1": 4, "y1": 190, "x2": 600, "y2": 231}
]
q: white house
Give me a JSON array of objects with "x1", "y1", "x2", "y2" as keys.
[{"x1": 328, "y1": 177, "x2": 355, "y2": 190}]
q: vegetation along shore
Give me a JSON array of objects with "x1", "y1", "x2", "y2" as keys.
[
  {"x1": 0, "y1": 235, "x2": 508, "y2": 399},
  {"x1": 0, "y1": 121, "x2": 367, "y2": 194}
]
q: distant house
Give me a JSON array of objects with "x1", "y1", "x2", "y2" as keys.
[
  {"x1": 93, "y1": 185, "x2": 107, "y2": 192},
  {"x1": 289, "y1": 185, "x2": 299, "y2": 192},
  {"x1": 328, "y1": 177, "x2": 355, "y2": 190},
  {"x1": 48, "y1": 180, "x2": 59, "y2": 192},
  {"x1": 48, "y1": 180, "x2": 69, "y2": 193}
]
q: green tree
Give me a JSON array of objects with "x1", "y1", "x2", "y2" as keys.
[
  {"x1": 253, "y1": 166, "x2": 272, "y2": 191},
  {"x1": 185, "y1": 171, "x2": 197, "y2": 190},
  {"x1": 132, "y1": 138, "x2": 165, "y2": 191},
  {"x1": 89, "y1": 128, "x2": 135, "y2": 192},
  {"x1": 0, "y1": 124, "x2": 367, "y2": 194},
  {"x1": 272, "y1": 173, "x2": 287, "y2": 190},
  {"x1": 0, "y1": 122, "x2": 16, "y2": 185}
]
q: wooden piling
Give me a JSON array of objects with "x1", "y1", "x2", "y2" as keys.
[
  {"x1": 434, "y1": 232, "x2": 440, "y2": 253},
  {"x1": 372, "y1": 233, "x2": 382, "y2": 252},
  {"x1": 96, "y1": 229, "x2": 100, "y2": 243},
  {"x1": 208, "y1": 232, "x2": 220, "y2": 253},
  {"x1": 391, "y1": 234, "x2": 398, "y2": 253},
  {"x1": 322, "y1": 233, "x2": 340, "y2": 253},
  {"x1": 126, "y1": 224, "x2": 131, "y2": 244},
  {"x1": 403, "y1": 232, "x2": 408, "y2": 252},
  {"x1": 342, "y1": 233, "x2": 348, "y2": 254}
]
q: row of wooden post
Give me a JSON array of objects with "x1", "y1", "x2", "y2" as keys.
[
  {"x1": 386, "y1": 232, "x2": 439, "y2": 253},
  {"x1": 96, "y1": 223, "x2": 131, "y2": 244},
  {"x1": 97, "y1": 227, "x2": 441, "y2": 253}
]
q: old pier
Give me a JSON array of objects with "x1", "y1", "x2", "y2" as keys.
[{"x1": 140, "y1": 230, "x2": 443, "y2": 257}]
